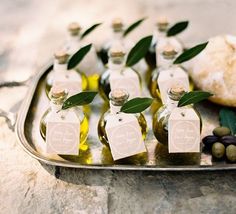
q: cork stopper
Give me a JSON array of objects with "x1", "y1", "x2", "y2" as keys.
[
  {"x1": 162, "y1": 44, "x2": 177, "y2": 59},
  {"x1": 68, "y1": 22, "x2": 81, "y2": 36},
  {"x1": 50, "y1": 85, "x2": 68, "y2": 99},
  {"x1": 156, "y1": 16, "x2": 169, "y2": 32},
  {"x1": 168, "y1": 86, "x2": 186, "y2": 101},
  {"x1": 112, "y1": 18, "x2": 123, "y2": 32},
  {"x1": 109, "y1": 44, "x2": 126, "y2": 58},
  {"x1": 54, "y1": 50, "x2": 69, "y2": 64},
  {"x1": 109, "y1": 89, "x2": 129, "y2": 106}
]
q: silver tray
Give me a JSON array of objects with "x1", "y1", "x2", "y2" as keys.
[{"x1": 16, "y1": 62, "x2": 236, "y2": 171}]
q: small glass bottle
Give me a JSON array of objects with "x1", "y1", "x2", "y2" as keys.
[
  {"x1": 97, "y1": 89, "x2": 148, "y2": 164},
  {"x1": 149, "y1": 44, "x2": 193, "y2": 100},
  {"x1": 153, "y1": 86, "x2": 201, "y2": 165},
  {"x1": 145, "y1": 17, "x2": 169, "y2": 69},
  {"x1": 98, "y1": 46, "x2": 142, "y2": 102},
  {"x1": 45, "y1": 50, "x2": 88, "y2": 97},
  {"x1": 99, "y1": 18, "x2": 124, "y2": 65},
  {"x1": 40, "y1": 86, "x2": 89, "y2": 152},
  {"x1": 65, "y1": 22, "x2": 103, "y2": 91}
]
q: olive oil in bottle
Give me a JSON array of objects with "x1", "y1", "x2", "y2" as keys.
[
  {"x1": 99, "y1": 18, "x2": 124, "y2": 65},
  {"x1": 153, "y1": 86, "x2": 201, "y2": 165},
  {"x1": 149, "y1": 44, "x2": 193, "y2": 101},
  {"x1": 65, "y1": 22, "x2": 103, "y2": 91},
  {"x1": 45, "y1": 50, "x2": 88, "y2": 98},
  {"x1": 97, "y1": 89, "x2": 148, "y2": 164},
  {"x1": 98, "y1": 45, "x2": 142, "y2": 102},
  {"x1": 40, "y1": 86, "x2": 89, "y2": 152}
]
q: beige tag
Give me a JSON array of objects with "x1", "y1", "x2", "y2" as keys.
[
  {"x1": 105, "y1": 113, "x2": 146, "y2": 160},
  {"x1": 54, "y1": 69, "x2": 82, "y2": 96},
  {"x1": 158, "y1": 67, "x2": 189, "y2": 103},
  {"x1": 168, "y1": 107, "x2": 200, "y2": 153},
  {"x1": 46, "y1": 111, "x2": 80, "y2": 155},
  {"x1": 110, "y1": 67, "x2": 141, "y2": 99}
]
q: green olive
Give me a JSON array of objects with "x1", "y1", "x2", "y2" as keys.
[
  {"x1": 226, "y1": 145, "x2": 236, "y2": 162},
  {"x1": 212, "y1": 142, "x2": 225, "y2": 159},
  {"x1": 213, "y1": 127, "x2": 231, "y2": 137}
]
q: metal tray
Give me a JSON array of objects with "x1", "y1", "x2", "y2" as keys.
[{"x1": 16, "y1": 62, "x2": 236, "y2": 171}]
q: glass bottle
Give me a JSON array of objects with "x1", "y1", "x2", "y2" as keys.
[
  {"x1": 145, "y1": 17, "x2": 169, "y2": 69},
  {"x1": 45, "y1": 50, "x2": 88, "y2": 98},
  {"x1": 99, "y1": 18, "x2": 124, "y2": 65},
  {"x1": 40, "y1": 86, "x2": 89, "y2": 152},
  {"x1": 153, "y1": 86, "x2": 201, "y2": 165},
  {"x1": 97, "y1": 89, "x2": 148, "y2": 164},
  {"x1": 98, "y1": 46, "x2": 142, "y2": 102},
  {"x1": 149, "y1": 44, "x2": 194, "y2": 100},
  {"x1": 65, "y1": 22, "x2": 103, "y2": 91}
]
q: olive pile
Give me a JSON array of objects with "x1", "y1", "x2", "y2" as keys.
[{"x1": 202, "y1": 126, "x2": 236, "y2": 162}]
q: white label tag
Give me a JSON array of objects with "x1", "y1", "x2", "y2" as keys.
[
  {"x1": 105, "y1": 113, "x2": 146, "y2": 160},
  {"x1": 110, "y1": 68, "x2": 141, "y2": 99},
  {"x1": 46, "y1": 111, "x2": 80, "y2": 155},
  {"x1": 54, "y1": 69, "x2": 82, "y2": 96},
  {"x1": 158, "y1": 67, "x2": 189, "y2": 104},
  {"x1": 168, "y1": 107, "x2": 200, "y2": 153}
]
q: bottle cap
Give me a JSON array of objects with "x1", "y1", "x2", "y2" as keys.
[
  {"x1": 162, "y1": 44, "x2": 177, "y2": 59},
  {"x1": 54, "y1": 50, "x2": 69, "y2": 64},
  {"x1": 168, "y1": 85, "x2": 186, "y2": 101},
  {"x1": 109, "y1": 89, "x2": 129, "y2": 106},
  {"x1": 109, "y1": 44, "x2": 126, "y2": 58},
  {"x1": 112, "y1": 18, "x2": 123, "y2": 32},
  {"x1": 50, "y1": 85, "x2": 68, "y2": 99},
  {"x1": 156, "y1": 16, "x2": 169, "y2": 31},
  {"x1": 68, "y1": 22, "x2": 81, "y2": 36}
]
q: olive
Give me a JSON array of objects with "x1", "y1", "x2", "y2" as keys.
[
  {"x1": 202, "y1": 135, "x2": 219, "y2": 150},
  {"x1": 226, "y1": 145, "x2": 236, "y2": 162},
  {"x1": 211, "y1": 142, "x2": 225, "y2": 159},
  {"x1": 220, "y1": 135, "x2": 236, "y2": 147},
  {"x1": 213, "y1": 127, "x2": 231, "y2": 137}
]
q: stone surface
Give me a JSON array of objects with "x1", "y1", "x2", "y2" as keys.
[{"x1": 0, "y1": 0, "x2": 236, "y2": 213}]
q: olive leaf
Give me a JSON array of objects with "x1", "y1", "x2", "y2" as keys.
[
  {"x1": 167, "y1": 21, "x2": 189, "y2": 37},
  {"x1": 67, "y1": 44, "x2": 92, "y2": 70},
  {"x1": 120, "y1": 97, "x2": 153, "y2": 114},
  {"x1": 123, "y1": 18, "x2": 146, "y2": 37},
  {"x1": 62, "y1": 91, "x2": 97, "y2": 110},
  {"x1": 173, "y1": 42, "x2": 208, "y2": 64},
  {"x1": 80, "y1": 23, "x2": 102, "y2": 40},
  {"x1": 126, "y1": 35, "x2": 152, "y2": 67},
  {"x1": 219, "y1": 108, "x2": 236, "y2": 135},
  {"x1": 178, "y1": 91, "x2": 213, "y2": 107}
]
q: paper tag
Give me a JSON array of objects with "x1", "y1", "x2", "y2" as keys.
[
  {"x1": 54, "y1": 69, "x2": 82, "y2": 96},
  {"x1": 46, "y1": 111, "x2": 80, "y2": 155},
  {"x1": 168, "y1": 107, "x2": 200, "y2": 153},
  {"x1": 110, "y1": 67, "x2": 141, "y2": 99},
  {"x1": 158, "y1": 67, "x2": 189, "y2": 103},
  {"x1": 105, "y1": 113, "x2": 146, "y2": 160}
]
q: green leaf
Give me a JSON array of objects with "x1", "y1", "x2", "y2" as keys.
[
  {"x1": 167, "y1": 21, "x2": 189, "y2": 37},
  {"x1": 173, "y1": 42, "x2": 208, "y2": 64},
  {"x1": 126, "y1": 35, "x2": 152, "y2": 67},
  {"x1": 178, "y1": 91, "x2": 213, "y2": 107},
  {"x1": 123, "y1": 18, "x2": 146, "y2": 37},
  {"x1": 67, "y1": 44, "x2": 92, "y2": 70},
  {"x1": 120, "y1": 97, "x2": 153, "y2": 114},
  {"x1": 219, "y1": 108, "x2": 236, "y2": 135},
  {"x1": 62, "y1": 91, "x2": 97, "y2": 110},
  {"x1": 80, "y1": 23, "x2": 102, "y2": 40}
]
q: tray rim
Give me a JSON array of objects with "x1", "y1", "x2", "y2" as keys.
[{"x1": 15, "y1": 62, "x2": 236, "y2": 171}]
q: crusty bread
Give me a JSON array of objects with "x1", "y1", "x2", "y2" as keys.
[{"x1": 189, "y1": 35, "x2": 236, "y2": 107}]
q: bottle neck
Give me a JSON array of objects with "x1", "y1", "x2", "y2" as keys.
[
  {"x1": 110, "y1": 101, "x2": 122, "y2": 114},
  {"x1": 158, "y1": 55, "x2": 175, "y2": 69},
  {"x1": 108, "y1": 58, "x2": 125, "y2": 71},
  {"x1": 53, "y1": 60, "x2": 67, "y2": 73},
  {"x1": 66, "y1": 34, "x2": 80, "y2": 55},
  {"x1": 50, "y1": 102, "x2": 63, "y2": 112},
  {"x1": 113, "y1": 31, "x2": 123, "y2": 41},
  {"x1": 166, "y1": 97, "x2": 179, "y2": 112}
]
